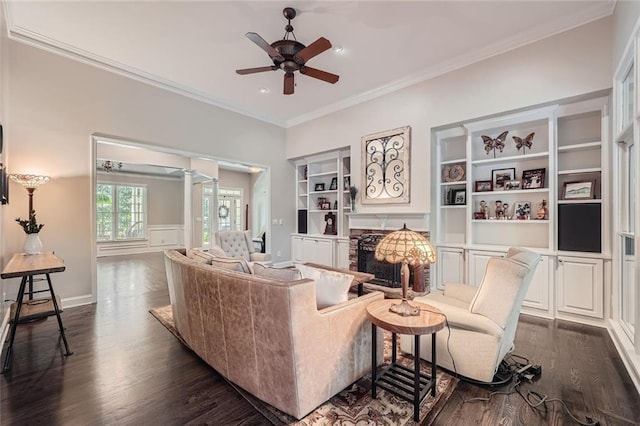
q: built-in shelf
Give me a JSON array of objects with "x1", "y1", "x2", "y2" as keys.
[
  {"x1": 308, "y1": 171, "x2": 338, "y2": 178},
  {"x1": 558, "y1": 167, "x2": 602, "y2": 175},
  {"x1": 442, "y1": 205, "x2": 466, "y2": 209},
  {"x1": 471, "y1": 188, "x2": 550, "y2": 196},
  {"x1": 309, "y1": 209, "x2": 338, "y2": 213},
  {"x1": 471, "y1": 219, "x2": 550, "y2": 224},
  {"x1": 441, "y1": 158, "x2": 466, "y2": 165},
  {"x1": 558, "y1": 199, "x2": 602, "y2": 204},
  {"x1": 309, "y1": 190, "x2": 338, "y2": 195},
  {"x1": 557, "y1": 141, "x2": 602, "y2": 152},
  {"x1": 471, "y1": 152, "x2": 549, "y2": 166},
  {"x1": 441, "y1": 180, "x2": 467, "y2": 186}
]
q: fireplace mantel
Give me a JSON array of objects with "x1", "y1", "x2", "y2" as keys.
[{"x1": 347, "y1": 212, "x2": 429, "y2": 232}]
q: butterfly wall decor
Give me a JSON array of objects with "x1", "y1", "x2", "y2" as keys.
[
  {"x1": 513, "y1": 132, "x2": 535, "y2": 155},
  {"x1": 481, "y1": 131, "x2": 508, "y2": 157}
]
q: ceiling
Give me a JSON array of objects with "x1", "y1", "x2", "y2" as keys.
[{"x1": 4, "y1": 1, "x2": 615, "y2": 127}]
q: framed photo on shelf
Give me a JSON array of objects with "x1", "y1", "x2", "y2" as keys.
[
  {"x1": 562, "y1": 180, "x2": 595, "y2": 200},
  {"x1": 514, "y1": 201, "x2": 532, "y2": 220},
  {"x1": 492, "y1": 167, "x2": 516, "y2": 191},
  {"x1": 452, "y1": 189, "x2": 466, "y2": 205},
  {"x1": 343, "y1": 176, "x2": 350, "y2": 191},
  {"x1": 522, "y1": 168, "x2": 546, "y2": 189},
  {"x1": 314, "y1": 183, "x2": 325, "y2": 192},
  {"x1": 475, "y1": 180, "x2": 493, "y2": 192},
  {"x1": 504, "y1": 180, "x2": 521, "y2": 190},
  {"x1": 329, "y1": 177, "x2": 338, "y2": 190}
]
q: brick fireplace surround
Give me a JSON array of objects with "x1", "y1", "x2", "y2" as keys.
[{"x1": 348, "y1": 227, "x2": 431, "y2": 293}]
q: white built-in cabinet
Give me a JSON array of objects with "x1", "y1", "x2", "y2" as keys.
[
  {"x1": 433, "y1": 96, "x2": 610, "y2": 325},
  {"x1": 291, "y1": 149, "x2": 351, "y2": 267}
]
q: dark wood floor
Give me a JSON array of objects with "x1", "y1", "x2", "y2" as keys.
[{"x1": 1, "y1": 252, "x2": 639, "y2": 425}]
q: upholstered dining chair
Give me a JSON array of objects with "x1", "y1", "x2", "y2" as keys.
[
  {"x1": 399, "y1": 247, "x2": 541, "y2": 382},
  {"x1": 214, "y1": 230, "x2": 271, "y2": 263}
]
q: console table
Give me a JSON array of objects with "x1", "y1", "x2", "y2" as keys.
[
  {"x1": 366, "y1": 299, "x2": 445, "y2": 422},
  {"x1": 1, "y1": 252, "x2": 73, "y2": 373}
]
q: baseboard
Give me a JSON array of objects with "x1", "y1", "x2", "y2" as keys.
[
  {"x1": 62, "y1": 294, "x2": 95, "y2": 308},
  {"x1": 608, "y1": 320, "x2": 640, "y2": 396},
  {"x1": 0, "y1": 307, "x2": 10, "y2": 356}
]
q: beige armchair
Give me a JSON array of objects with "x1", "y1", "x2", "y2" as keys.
[
  {"x1": 400, "y1": 247, "x2": 541, "y2": 382},
  {"x1": 214, "y1": 230, "x2": 271, "y2": 263}
]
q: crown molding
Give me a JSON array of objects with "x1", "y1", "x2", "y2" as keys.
[
  {"x1": 285, "y1": 1, "x2": 616, "y2": 128},
  {"x1": 4, "y1": 1, "x2": 615, "y2": 130},
  {"x1": 4, "y1": 11, "x2": 286, "y2": 128}
]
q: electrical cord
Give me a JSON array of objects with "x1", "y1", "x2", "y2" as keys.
[{"x1": 419, "y1": 308, "x2": 600, "y2": 425}]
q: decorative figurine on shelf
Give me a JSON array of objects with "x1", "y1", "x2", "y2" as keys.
[
  {"x1": 475, "y1": 200, "x2": 488, "y2": 219},
  {"x1": 536, "y1": 199, "x2": 549, "y2": 220},
  {"x1": 481, "y1": 130, "x2": 508, "y2": 158},
  {"x1": 503, "y1": 203, "x2": 510, "y2": 220},
  {"x1": 513, "y1": 132, "x2": 535, "y2": 155},
  {"x1": 324, "y1": 212, "x2": 337, "y2": 235},
  {"x1": 495, "y1": 200, "x2": 504, "y2": 219}
]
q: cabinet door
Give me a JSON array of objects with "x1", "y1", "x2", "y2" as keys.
[
  {"x1": 436, "y1": 247, "x2": 465, "y2": 290},
  {"x1": 556, "y1": 256, "x2": 604, "y2": 319},
  {"x1": 523, "y1": 255, "x2": 552, "y2": 313},
  {"x1": 468, "y1": 250, "x2": 504, "y2": 287},
  {"x1": 315, "y1": 238, "x2": 334, "y2": 266},
  {"x1": 291, "y1": 236, "x2": 304, "y2": 262},
  {"x1": 336, "y1": 239, "x2": 350, "y2": 269},
  {"x1": 301, "y1": 238, "x2": 317, "y2": 263}
]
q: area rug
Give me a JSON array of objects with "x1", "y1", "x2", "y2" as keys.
[{"x1": 150, "y1": 305, "x2": 458, "y2": 425}]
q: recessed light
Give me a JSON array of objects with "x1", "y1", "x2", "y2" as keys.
[
  {"x1": 259, "y1": 87, "x2": 269, "y2": 94},
  {"x1": 334, "y1": 45, "x2": 344, "y2": 53}
]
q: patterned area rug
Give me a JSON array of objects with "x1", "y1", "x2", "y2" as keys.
[{"x1": 150, "y1": 305, "x2": 458, "y2": 425}]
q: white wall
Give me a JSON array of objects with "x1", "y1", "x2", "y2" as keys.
[
  {"x1": 96, "y1": 172, "x2": 183, "y2": 225},
  {"x1": 613, "y1": 1, "x2": 640, "y2": 68},
  {"x1": 3, "y1": 40, "x2": 290, "y2": 306},
  {"x1": 287, "y1": 17, "x2": 613, "y2": 217},
  {"x1": 0, "y1": 6, "x2": 6, "y2": 321}
]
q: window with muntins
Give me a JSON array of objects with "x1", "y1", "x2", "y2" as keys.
[{"x1": 97, "y1": 183, "x2": 147, "y2": 241}]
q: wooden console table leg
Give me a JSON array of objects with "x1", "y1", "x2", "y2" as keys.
[
  {"x1": 45, "y1": 273, "x2": 73, "y2": 356},
  {"x1": 2, "y1": 276, "x2": 28, "y2": 374}
]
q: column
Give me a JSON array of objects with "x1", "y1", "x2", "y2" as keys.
[{"x1": 183, "y1": 170, "x2": 194, "y2": 249}]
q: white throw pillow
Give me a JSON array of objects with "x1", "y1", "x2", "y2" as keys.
[
  {"x1": 295, "y1": 263, "x2": 353, "y2": 309},
  {"x1": 253, "y1": 263, "x2": 302, "y2": 281}
]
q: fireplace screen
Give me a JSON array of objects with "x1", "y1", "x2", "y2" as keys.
[{"x1": 357, "y1": 234, "x2": 410, "y2": 288}]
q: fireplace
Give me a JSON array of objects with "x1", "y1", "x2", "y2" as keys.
[{"x1": 356, "y1": 233, "x2": 427, "y2": 291}]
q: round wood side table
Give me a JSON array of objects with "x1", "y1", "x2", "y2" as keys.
[{"x1": 366, "y1": 299, "x2": 445, "y2": 422}]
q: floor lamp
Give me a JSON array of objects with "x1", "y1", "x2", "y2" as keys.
[{"x1": 374, "y1": 224, "x2": 436, "y2": 316}]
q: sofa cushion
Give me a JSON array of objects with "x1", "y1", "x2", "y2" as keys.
[
  {"x1": 295, "y1": 263, "x2": 353, "y2": 309},
  {"x1": 210, "y1": 256, "x2": 251, "y2": 274},
  {"x1": 253, "y1": 263, "x2": 302, "y2": 281},
  {"x1": 187, "y1": 248, "x2": 215, "y2": 264}
]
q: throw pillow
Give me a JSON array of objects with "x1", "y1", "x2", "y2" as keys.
[
  {"x1": 210, "y1": 256, "x2": 251, "y2": 274},
  {"x1": 209, "y1": 245, "x2": 227, "y2": 258},
  {"x1": 253, "y1": 263, "x2": 302, "y2": 281},
  {"x1": 186, "y1": 248, "x2": 215, "y2": 264},
  {"x1": 295, "y1": 263, "x2": 353, "y2": 309}
]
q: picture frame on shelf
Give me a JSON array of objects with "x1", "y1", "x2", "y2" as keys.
[
  {"x1": 491, "y1": 167, "x2": 516, "y2": 191},
  {"x1": 475, "y1": 180, "x2": 493, "y2": 192},
  {"x1": 329, "y1": 177, "x2": 338, "y2": 190},
  {"x1": 452, "y1": 189, "x2": 466, "y2": 205},
  {"x1": 522, "y1": 168, "x2": 546, "y2": 189},
  {"x1": 504, "y1": 180, "x2": 521, "y2": 190},
  {"x1": 314, "y1": 183, "x2": 325, "y2": 192},
  {"x1": 343, "y1": 176, "x2": 350, "y2": 191},
  {"x1": 514, "y1": 201, "x2": 532, "y2": 220},
  {"x1": 562, "y1": 180, "x2": 595, "y2": 200}
]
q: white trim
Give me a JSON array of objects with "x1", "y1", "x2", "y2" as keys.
[
  {"x1": 0, "y1": 307, "x2": 10, "y2": 357},
  {"x1": 62, "y1": 294, "x2": 94, "y2": 309},
  {"x1": 609, "y1": 320, "x2": 640, "y2": 395},
  {"x1": 3, "y1": 1, "x2": 614, "y2": 129}
]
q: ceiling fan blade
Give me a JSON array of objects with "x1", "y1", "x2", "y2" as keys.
[
  {"x1": 245, "y1": 32, "x2": 284, "y2": 62},
  {"x1": 236, "y1": 65, "x2": 278, "y2": 75},
  {"x1": 300, "y1": 66, "x2": 339, "y2": 84},
  {"x1": 284, "y1": 73, "x2": 295, "y2": 95},
  {"x1": 294, "y1": 37, "x2": 332, "y2": 64}
]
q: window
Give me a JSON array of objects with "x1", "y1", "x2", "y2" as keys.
[
  {"x1": 218, "y1": 188, "x2": 243, "y2": 231},
  {"x1": 96, "y1": 183, "x2": 147, "y2": 241}
]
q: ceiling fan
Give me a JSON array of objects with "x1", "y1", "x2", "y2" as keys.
[{"x1": 236, "y1": 7, "x2": 339, "y2": 95}]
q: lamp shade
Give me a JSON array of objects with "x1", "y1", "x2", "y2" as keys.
[
  {"x1": 9, "y1": 174, "x2": 50, "y2": 189},
  {"x1": 374, "y1": 224, "x2": 436, "y2": 266}
]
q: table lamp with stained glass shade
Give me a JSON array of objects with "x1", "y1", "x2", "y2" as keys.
[{"x1": 374, "y1": 224, "x2": 436, "y2": 316}]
